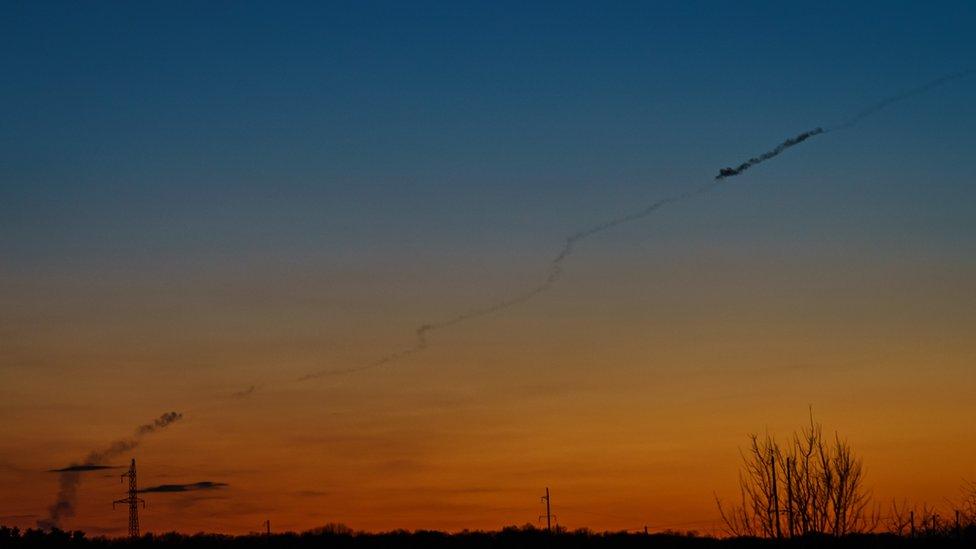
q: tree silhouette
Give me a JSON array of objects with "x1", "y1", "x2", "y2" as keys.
[
  {"x1": 962, "y1": 480, "x2": 976, "y2": 525},
  {"x1": 717, "y1": 412, "x2": 876, "y2": 537}
]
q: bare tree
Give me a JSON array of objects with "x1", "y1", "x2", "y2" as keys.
[
  {"x1": 717, "y1": 412, "x2": 875, "y2": 537},
  {"x1": 885, "y1": 500, "x2": 915, "y2": 537},
  {"x1": 716, "y1": 433, "x2": 777, "y2": 537},
  {"x1": 962, "y1": 480, "x2": 976, "y2": 525}
]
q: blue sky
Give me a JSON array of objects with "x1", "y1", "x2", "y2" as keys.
[
  {"x1": 3, "y1": 2, "x2": 974, "y2": 275},
  {"x1": 2, "y1": 2, "x2": 975, "y2": 377}
]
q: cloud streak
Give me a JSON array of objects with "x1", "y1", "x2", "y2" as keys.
[
  {"x1": 38, "y1": 412, "x2": 183, "y2": 531},
  {"x1": 138, "y1": 481, "x2": 228, "y2": 493},
  {"x1": 47, "y1": 465, "x2": 122, "y2": 473}
]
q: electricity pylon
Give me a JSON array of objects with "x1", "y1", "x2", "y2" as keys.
[
  {"x1": 540, "y1": 487, "x2": 554, "y2": 533},
  {"x1": 113, "y1": 459, "x2": 146, "y2": 538}
]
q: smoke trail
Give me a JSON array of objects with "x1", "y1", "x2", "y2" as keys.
[
  {"x1": 711, "y1": 71, "x2": 974, "y2": 180},
  {"x1": 292, "y1": 70, "x2": 972, "y2": 381},
  {"x1": 37, "y1": 412, "x2": 183, "y2": 531},
  {"x1": 714, "y1": 127, "x2": 824, "y2": 180},
  {"x1": 298, "y1": 180, "x2": 724, "y2": 379},
  {"x1": 831, "y1": 69, "x2": 974, "y2": 131},
  {"x1": 134, "y1": 411, "x2": 182, "y2": 435},
  {"x1": 231, "y1": 385, "x2": 257, "y2": 398}
]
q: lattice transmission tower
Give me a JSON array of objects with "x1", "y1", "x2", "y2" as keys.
[
  {"x1": 113, "y1": 459, "x2": 146, "y2": 538},
  {"x1": 540, "y1": 487, "x2": 554, "y2": 533}
]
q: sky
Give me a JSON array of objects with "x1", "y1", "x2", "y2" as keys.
[{"x1": 1, "y1": 0, "x2": 975, "y2": 536}]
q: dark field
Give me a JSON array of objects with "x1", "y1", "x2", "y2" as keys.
[{"x1": 3, "y1": 527, "x2": 975, "y2": 549}]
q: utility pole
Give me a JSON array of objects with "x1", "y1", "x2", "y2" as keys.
[
  {"x1": 113, "y1": 459, "x2": 146, "y2": 539},
  {"x1": 540, "y1": 487, "x2": 552, "y2": 533},
  {"x1": 910, "y1": 510, "x2": 915, "y2": 538},
  {"x1": 265, "y1": 519, "x2": 271, "y2": 536}
]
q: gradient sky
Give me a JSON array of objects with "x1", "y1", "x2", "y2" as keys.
[{"x1": 2, "y1": 0, "x2": 975, "y2": 536}]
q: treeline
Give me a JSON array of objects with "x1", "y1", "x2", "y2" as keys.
[
  {"x1": 716, "y1": 413, "x2": 976, "y2": 540},
  {"x1": 6, "y1": 415, "x2": 972, "y2": 547},
  {"x1": 1, "y1": 525, "x2": 975, "y2": 549}
]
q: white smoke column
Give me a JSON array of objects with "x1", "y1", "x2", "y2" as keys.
[{"x1": 37, "y1": 412, "x2": 183, "y2": 530}]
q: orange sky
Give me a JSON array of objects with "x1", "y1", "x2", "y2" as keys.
[{"x1": 3, "y1": 244, "x2": 974, "y2": 535}]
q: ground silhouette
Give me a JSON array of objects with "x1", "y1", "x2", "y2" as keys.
[{"x1": 2, "y1": 525, "x2": 975, "y2": 549}]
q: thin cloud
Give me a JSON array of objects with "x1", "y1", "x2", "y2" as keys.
[
  {"x1": 47, "y1": 464, "x2": 121, "y2": 473},
  {"x1": 138, "y1": 481, "x2": 228, "y2": 493},
  {"x1": 295, "y1": 490, "x2": 330, "y2": 498},
  {"x1": 0, "y1": 514, "x2": 38, "y2": 520}
]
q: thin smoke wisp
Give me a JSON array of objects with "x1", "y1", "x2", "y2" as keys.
[
  {"x1": 298, "y1": 180, "x2": 723, "y2": 380},
  {"x1": 831, "y1": 69, "x2": 974, "y2": 131}
]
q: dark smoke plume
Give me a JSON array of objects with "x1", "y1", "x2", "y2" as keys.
[
  {"x1": 138, "y1": 481, "x2": 227, "y2": 493},
  {"x1": 714, "y1": 127, "x2": 824, "y2": 180},
  {"x1": 291, "y1": 70, "x2": 971, "y2": 381},
  {"x1": 134, "y1": 412, "x2": 182, "y2": 435},
  {"x1": 47, "y1": 465, "x2": 121, "y2": 473},
  {"x1": 37, "y1": 412, "x2": 183, "y2": 531}
]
